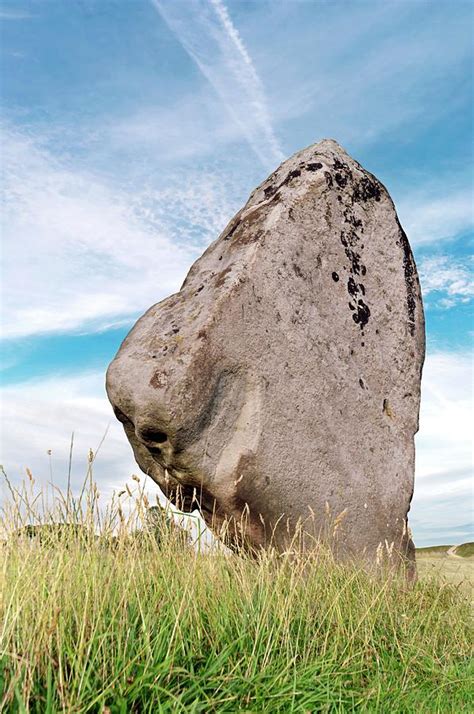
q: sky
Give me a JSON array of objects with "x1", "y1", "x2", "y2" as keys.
[{"x1": 1, "y1": 0, "x2": 473, "y2": 546}]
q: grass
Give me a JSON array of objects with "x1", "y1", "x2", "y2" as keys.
[
  {"x1": 416, "y1": 546, "x2": 474, "y2": 593},
  {"x1": 455, "y1": 542, "x2": 474, "y2": 558},
  {"x1": 1, "y1": 464, "x2": 473, "y2": 713}
]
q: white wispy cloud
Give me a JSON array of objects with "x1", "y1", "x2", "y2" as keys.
[
  {"x1": 418, "y1": 255, "x2": 474, "y2": 309},
  {"x1": 0, "y1": 9, "x2": 33, "y2": 20},
  {"x1": 397, "y1": 186, "x2": 473, "y2": 246},
  {"x1": 107, "y1": 91, "x2": 245, "y2": 162},
  {"x1": 151, "y1": 0, "x2": 284, "y2": 170},
  {"x1": 410, "y1": 351, "x2": 473, "y2": 545},
  {"x1": 1, "y1": 125, "x2": 238, "y2": 339},
  {"x1": 0, "y1": 372, "x2": 135, "y2": 502}
]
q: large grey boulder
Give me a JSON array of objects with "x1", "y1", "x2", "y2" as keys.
[{"x1": 106, "y1": 140, "x2": 425, "y2": 570}]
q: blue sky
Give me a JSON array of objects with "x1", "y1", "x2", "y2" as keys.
[{"x1": 1, "y1": 0, "x2": 473, "y2": 545}]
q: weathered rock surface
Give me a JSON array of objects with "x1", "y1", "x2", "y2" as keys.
[{"x1": 106, "y1": 140, "x2": 425, "y2": 569}]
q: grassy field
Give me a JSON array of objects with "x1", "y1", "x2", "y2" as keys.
[
  {"x1": 416, "y1": 546, "x2": 473, "y2": 593},
  {"x1": 1, "y1": 471, "x2": 473, "y2": 713}
]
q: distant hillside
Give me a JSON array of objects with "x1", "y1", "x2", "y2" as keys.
[
  {"x1": 453, "y1": 542, "x2": 474, "y2": 558},
  {"x1": 416, "y1": 542, "x2": 474, "y2": 557}
]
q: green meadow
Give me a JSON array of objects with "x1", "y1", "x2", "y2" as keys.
[{"x1": 1, "y1": 468, "x2": 472, "y2": 713}]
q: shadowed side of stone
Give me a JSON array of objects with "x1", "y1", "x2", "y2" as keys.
[{"x1": 106, "y1": 139, "x2": 425, "y2": 572}]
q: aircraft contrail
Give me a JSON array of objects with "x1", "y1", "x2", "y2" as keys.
[{"x1": 151, "y1": 0, "x2": 284, "y2": 170}]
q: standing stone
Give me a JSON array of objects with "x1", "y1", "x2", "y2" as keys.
[{"x1": 106, "y1": 140, "x2": 425, "y2": 571}]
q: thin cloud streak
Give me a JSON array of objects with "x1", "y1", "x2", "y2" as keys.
[
  {"x1": 1, "y1": 125, "x2": 238, "y2": 339},
  {"x1": 152, "y1": 0, "x2": 284, "y2": 170},
  {"x1": 0, "y1": 9, "x2": 34, "y2": 20},
  {"x1": 397, "y1": 186, "x2": 473, "y2": 246}
]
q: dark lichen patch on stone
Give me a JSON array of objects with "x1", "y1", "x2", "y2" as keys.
[
  {"x1": 306, "y1": 162, "x2": 323, "y2": 172},
  {"x1": 331, "y1": 159, "x2": 354, "y2": 189},
  {"x1": 395, "y1": 219, "x2": 418, "y2": 336},
  {"x1": 352, "y1": 300, "x2": 371, "y2": 329},
  {"x1": 344, "y1": 247, "x2": 366, "y2": 276},
  {"x1": 340, "y1": 237, "x2": 367, "y2": 277},
  {"x1": 347, "y1": 276, "x2": 359, "y2": 297},
  {"x1": 165, "y1": 321, "x2": 181, "y2": 337},
  {"x1": 264, "y1": 169, "x2": 302, "y2": 200},
  {"x1": 333, "y1": 162, "x2": 350, "y2": 180},
  {"x1": 324, "y1": 172, "x2": 333, "y2": 188},
  {"x1": 347, "y1": 277, "x2": 368, "y2": 322},
  {"x1": 333, "y1": 158, "x2": 351, "y2": 172},
  {"x1": 285, "y1": 169, "x2": 302, "y2": 184},
  {"x1": 352, "y1": 177, "x2": 381, "y2": 203},
  {"x1": 341, "y1": 209, "x2": 370, "y2": 330},
  {"x1": 343, "y1": 209, "x2": 363, "y2": 231},
  {"x1": 347, "y1": 277, "x2": 365, "y2": 296},
  {"x1": 334, "y1": 172, "x2": 348, "y2": 188},
  {"x1": 263, "y1": 184, "x2": 278, "y2": 199}
]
